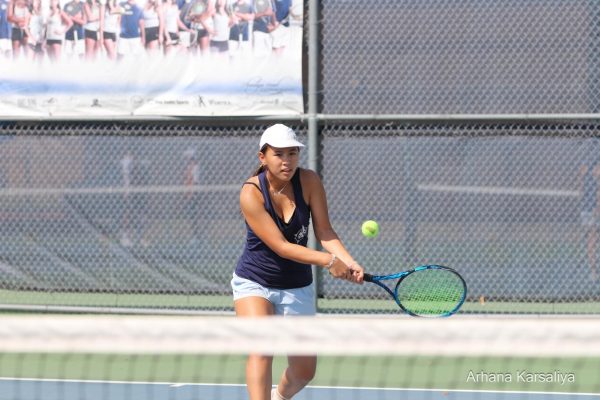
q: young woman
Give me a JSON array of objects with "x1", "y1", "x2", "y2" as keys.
[
  {"x1": 7, "y1": 0, "x2": 30, "y2": 59},
  {"x1": 232, "y1": 124, "x2": 364, "y2": 400},
  {"x1": 27, "y1": 0, "x2": 45, "y2": 62},
  {"x1": 46, "y1": 0, "x2": 72, "y2": 61},
  {"x1": 83, "y1": 0, "x2": 103, "y2": 60},
  {"x1": 209, "y1": 0, "x2": 230, "y2": 58},
  {"x1": 142, "y1": 0, "x2": 163, "y2": 53},
  {"x1": 161, "y1": 0, "x2": 192, "y2": 55},
  {"x1": 102, "y1": 0, "x2": 121, "y2": 60},
  {"x1": 189, "y1": 0, "x2": 213, "y2": 56}
]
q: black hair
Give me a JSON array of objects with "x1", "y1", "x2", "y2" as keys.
[{"x1": 252, "y1": 144, "x2": 269, "y2": 176}]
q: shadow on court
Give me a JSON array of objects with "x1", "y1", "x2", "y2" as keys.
[{"x1": 0, "y1": 380, "x2": 598, "y2": 400}]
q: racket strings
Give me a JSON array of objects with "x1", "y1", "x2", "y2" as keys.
[{"x1": 396, "y1": 269, "x2": 465, "y2": 316}]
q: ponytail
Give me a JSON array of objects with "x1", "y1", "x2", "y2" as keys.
[
  {"x1": 252, "y1": 164, "x2": 265, "y2": 176},
  {"x1": 252, "y1": 144, "x2": 269, "y2": 176}
]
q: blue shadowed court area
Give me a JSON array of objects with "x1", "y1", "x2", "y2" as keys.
[{"x1": 1, "y1": 380, "x2": 599, "y2": 400}]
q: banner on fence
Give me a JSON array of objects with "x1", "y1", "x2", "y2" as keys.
[{"x1": 0, "y1": 0, "x2": 303, "y2": 117}]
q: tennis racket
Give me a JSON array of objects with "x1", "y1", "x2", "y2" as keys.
[{"x1": 364, "y1": 265, "x2": 467, "y2": 317}]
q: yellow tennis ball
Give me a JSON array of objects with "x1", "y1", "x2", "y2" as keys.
[{"x1": 361, "y1": 220, "x2": 379, "y2": 238}]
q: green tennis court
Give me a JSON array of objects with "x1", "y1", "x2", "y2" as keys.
[{"x1": 2, "y1": 289, "x2": 600, "y2": 314}]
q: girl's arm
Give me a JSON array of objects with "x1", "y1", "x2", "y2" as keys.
[
  {"x1": 71, "y1": 8, "x2": 86, "y2": 25},
  {"x1": 157, "y1": 4, "x2": 165, "y2": 43},
  {"x1": 197, "y1": 4, "x2": 214, "y2": 35},
  {"x1": 22, "y1": 13, "x2": 32, "y2": 35},
  {"x1": 61, "y1": 10, "x2": 74, "y2": 30},
  {"x1": 237, "y1": 8, "x2": 254, "y2": 21},
  {"x1": 7, "y1": 0, "x2": 17, "y2": 24},
  {"x1": 99, "y1": 3, "x2": 105, "y2": 35},
  {"x1": 176, "y1": 13, "x2": 192, "y2": 32},
  {"x1": 304, "y1": 169, "x2": 364, "y2": 279},
  {"x1": 138, "y1": 17, "x2": 145, "y2": 43}
]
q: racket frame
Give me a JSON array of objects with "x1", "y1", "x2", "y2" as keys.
[{"x1": 364, "y1": 265, "x2": 467, "y2": 317}]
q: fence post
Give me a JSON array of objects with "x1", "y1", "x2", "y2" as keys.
[{"x1": 308, "y1": 0, "x2": 321, "y2": 311}]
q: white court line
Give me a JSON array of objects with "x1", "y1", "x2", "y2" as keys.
[
  {"x1": 0, "y1": 378, "x2": 597, "y2": 397},
  {"x1": 417, "y1": 183, "x2": 579, "y2": 198},
  {"x1": 307, "y1": 385, "x2": 600, "y2": 397},
  {"x1": 0, "y1": 377, "x2": 245, "y2": 387}
]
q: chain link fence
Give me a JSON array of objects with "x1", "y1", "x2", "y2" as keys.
[
  {"x1": 2, "y1": 0, "x2": 600, "y2": 314},
  {"x1": 321, "y1": 0, "x2": 600, "y2": 115},
  {"x1": 319, "y1": 122, "x2": 600, "y2": 314},
  {"x1": 0, "y1": 122, "x2": 599, "y2": 314}
]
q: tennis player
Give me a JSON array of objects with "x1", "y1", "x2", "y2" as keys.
[
  {"x1": 7, "y1": 0, "x2": 30, "y2": 59},
  {"x1": 83, "y1": 0, "x2": 103, "y2": 60},
  {"x1": 63, "y1": 0, "x2": 85, "y2": 57},
  {"x1": 232, "y1": 124, "x2": 364, "y2": 400},
  {"x1": 102, "y1": 0, "x2": 121, "y2": 60},
  {"x1": 142, "y1": 0, "x2": 163, "y2": 53},
  {"x1": 46, "y1": 0, "x2": 73, "y2": 62}
]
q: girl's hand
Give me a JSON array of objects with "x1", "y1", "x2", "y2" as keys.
[
  {"x1": 327, "y1": 257, "x2": 364, "y2": 284},
  {"x1": 347, "y1": 262, "x2": 364, "y2": 284}
]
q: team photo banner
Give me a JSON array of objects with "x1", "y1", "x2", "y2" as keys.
[{"x1": 0, "y1": 0, "x2": 303, "y2": 117}]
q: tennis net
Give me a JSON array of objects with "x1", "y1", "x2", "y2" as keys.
[{"x1": 0, "y1": 315, "x2": 598, "y2": 400}]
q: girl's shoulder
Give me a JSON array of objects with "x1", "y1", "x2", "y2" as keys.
[
  {"x1": 298, "y1": 168, "x2": 322, "y2": 197},
  {"x1": 241, "y1": 175, "x2": 262, "y2": 193},
  {"x1": 240, "y1": 175, "x2": 263, "y2": 205},
  {"x1": 299, "y1": 168, "x2": 320, "y2": 185}
]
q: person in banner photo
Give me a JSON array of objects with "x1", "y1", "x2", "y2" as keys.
[
  {"x1": 83, "y1": 0, "x2": 104, "y2": 60},
  {"x1": 209, "y1": 0, "x2": 230, "y2": 58},
  {"x1": 0, "y1": 0, "x2": 11, "y2": 58},
  {"x1": 46, "y1": 0, "x2": 73, "y2": 62},
  {"x1": 228, "y1": 0, "x2": 253, "y2": 59},
  {"x1": 269, "y1": 0, "x2": 291, "y2": 56},
  {"x1": 118, "y1": 0, "x2": 144, "y2": 59},
  {"x1": 27, "y1": 0, "x2": 45, "y2": 62},
  {"x1": 175, "y1": 0, "x2": 192, "y2": 51},
  {"x1": 188, "y1": 0, "x2": 214, "y2": 56},
  {"x1": 63, "y1": 0, "x2": 85, "y2": 57},
  {"x1": 142, "y1": 0, "x2": 164, "y2": 54},
  {"x1": 7, "y1": 0, "x2": 31, "y2": 59},
  {"x1": 252, "y1": 0, "x2": 272, "y2": 58},
  {"x1": 162, "y1": 0, "x2": 193, "y2": 55},
  {"x1": 102, "y1": 0, "x2": 122, "y2": 60}
]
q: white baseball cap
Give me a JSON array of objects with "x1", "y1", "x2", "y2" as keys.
[{"x1": 259, "y1": 124, "x2": 305, "y2": 150}]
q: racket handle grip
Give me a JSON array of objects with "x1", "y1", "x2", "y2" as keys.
[{"x1": 363, "y1": 273, "x2": 374, "y2": 282}]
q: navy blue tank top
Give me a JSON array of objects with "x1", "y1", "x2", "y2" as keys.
[{"x1": 235, "y1": 168, "x2": 313, "y2": 289}]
